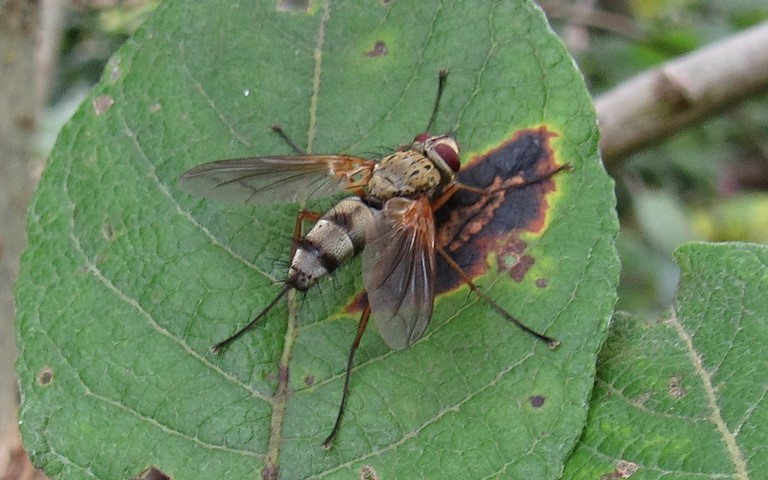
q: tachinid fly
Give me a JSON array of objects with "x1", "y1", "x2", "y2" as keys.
[{"x1": 178, "y1": 71, "x2": 568, "y2": 448}]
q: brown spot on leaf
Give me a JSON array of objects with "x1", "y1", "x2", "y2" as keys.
[
  {"x1": 149, "y1": 103, "x2": 162, "y2": 113},
  {"x1": 360, "y1": 465, "x2": 379, "y2": 480},
  {"x1": 434, "y1": 126, "x2": 563, "y2": 293},
  {"x1": 633, "y1": 391, "x2": 652, "y2": 407},
  {"x1": 102, "y1": 223, "x2": 114, "y2": 240},
  {"x1": 304, "y1": 375, "x2": 315, "y2": 387},
  {"x1": 365, "y1": 41, "x2": 388, "y2": 57},
  {"x1": 529, "y1": 395, "x2": 545, "y2": 408},
  {"x1": 131, "y1": 466, "x2": 172, "y2": 480},
  {"x1": 536, "y1": 278, "x2": 548, "y2": 288},
  {"x1": 600, "y1": 460, "x2": 638, "y2": 479},
  {"x1": 93, "y1": 95, "x2": 114, "y2": 115},
  {"x1": 37, "y1": 366, "x2": 53, "y2": 386},
  {"x1": 507, "y1": 254, "x2": 534, "y2": 281},
  {"x1": 615, "y1": 460, "x2": 639, "y2": 477},
  {"x1": 668, "y1": 375, "x2": 687, "y2": 398}
]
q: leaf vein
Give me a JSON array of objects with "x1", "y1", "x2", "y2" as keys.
[
  {"x1": 307, "y1": 350, "x2": 535, "y2": 478},
  {"x1": 668, "y1": 308, "x2": 748, "y2": 480},
  {"x1": 61, "y1": 130, "x2": 273, "y2": 402}
]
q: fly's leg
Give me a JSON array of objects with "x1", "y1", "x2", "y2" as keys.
[
  {"x1": 453, "y1": 163, "x2": 574, "y2": 200},
  {"x1": 292, "y1": 209, "x2": 322, "y2": 256},
  {"x1": 430, "y1": 162, "x2": 572, "y2": 212},
  {"x1": 322, "y1": 302, "x2": 372, "y2": 449},
  {"x1": 436, "y1": 247, "x2": 560, "y2": 349},
  {"x1": 210, "y1": 208, "x2": 323, "y2": 354},
  {"x1": 428, "y1": 164, "x2": 573, "y2": 349},
  {"x1": 496, "y1": 162, "x2": 573, "y2": 193}
]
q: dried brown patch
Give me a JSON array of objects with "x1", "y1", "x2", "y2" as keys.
[
  {"x1": 93, "y1": 95, "x2": 114, "y2": 115},
  {"x1": 434, "y1": 126, "x2": 563, "y2": 293},
  {"x1": 37, "y1": 366, "x2": 53, "y2": 386},
  {"x1": 365, "y1": 41, "x2": 388, "y2": 57},
  {"x1": 131, "y1": 466, "x2": 172, "y2": 480}
]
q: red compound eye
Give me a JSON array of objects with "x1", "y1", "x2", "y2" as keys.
[
  {"x1": 413, "y1": 132, "x2": 431, "y2": 143},
  {"x1": 434, "y1": 142, "x2": 460, "y2": 172}
]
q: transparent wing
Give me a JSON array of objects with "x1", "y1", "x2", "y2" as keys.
[
  {"x1": 178, "y1": 155, "x2": 375, "y2": 204},
  {"x1": 363, "y1": 196, "x2": 436, "y2": 350}
]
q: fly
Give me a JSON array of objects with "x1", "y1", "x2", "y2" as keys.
[{"x1": 178, "y1": 70, "x2": 568, "y2": 448}]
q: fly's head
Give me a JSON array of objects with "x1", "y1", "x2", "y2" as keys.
[{"x1": 412, "y1": 133, "x2": 461, "y2": 184}]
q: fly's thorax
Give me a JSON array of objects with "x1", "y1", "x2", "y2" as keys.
[
  {"x1": 288, "y1": 197, "x2": 374, "y2": 291},
  {"x1": 368, "y1": 150, "x2": 445, "y2": 201}
]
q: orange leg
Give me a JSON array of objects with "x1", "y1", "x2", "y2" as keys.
[
  {"x1": 292, "y1": 209, "x2": 323, "y2": 255},
  {"x1": 487, "y1": 163, "x2": 573, "y2": 196},
  {"x1": 435, "y1": 163, "x2": 573, "y2": 211}
]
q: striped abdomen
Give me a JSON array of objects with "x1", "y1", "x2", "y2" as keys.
[{"x1": 288, "y1": 196, "x2": 374, "y2": 291}]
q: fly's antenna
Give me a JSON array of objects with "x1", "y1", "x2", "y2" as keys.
[
  {"x1": 425, "y1": 68, "x2": 449, "y2": 133},
  {"x1": 210, "y1": 284, "x2": 293, "y2": 354}
]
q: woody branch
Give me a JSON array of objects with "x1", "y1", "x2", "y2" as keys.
[{"x1": 594, "y1": 21, "x2": 768, "y2": 165}]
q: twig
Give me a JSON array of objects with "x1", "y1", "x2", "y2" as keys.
[{"x1": 595, "y1": 21, "x2": 768, "y2": 165}]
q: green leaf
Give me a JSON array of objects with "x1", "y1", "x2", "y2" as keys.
[
  {"x1": 16, "y1": 1, "x2": 617, "y2": 478},
  {"x1": 563, "y1": 242, "x2": 767, "y2": 479}
]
